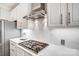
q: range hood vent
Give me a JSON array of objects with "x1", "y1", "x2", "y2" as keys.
[
  {"x1": 23, "y1": 9, "x2": 45, "y2": 20},
  {"x1": 29, "y1": 9, "x2": 45, "y2": 19},
  {"x1": 23, "y1": 3, "x2": 46, "y2": 20}
]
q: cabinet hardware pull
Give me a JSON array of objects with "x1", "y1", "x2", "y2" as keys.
[
  {"x1": 60, "y1": 14, "x2": 63, "y2": 24},
  {"x1": 68, "y1": 12, "x2": 70, "y2": 24},
  {"x1": 11, "y1": 43, "x2": 15, "y2": 46}
]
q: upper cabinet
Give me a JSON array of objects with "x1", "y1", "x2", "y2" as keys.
[
  {"x1": 47, "y1": 3, "x2": 65, "y2": 28},
  {"x1": 68, "y1": 3, "x2": 79, "y2": 27},
  {"x1": 16, "y1": 18, "x2": 28, "y2": 29},
  {"x1": 47, "y1": 3, "x2": 79, "y2": 28},
  {"x1": 11, "y1": 3, "x2": 32, "y2": 29},
  {"x1": 11, "y1": 3, "x2": 32, "y2": 21},
  {"x1": 0, "y1": 8, "x2": 10, "y2": 20}
]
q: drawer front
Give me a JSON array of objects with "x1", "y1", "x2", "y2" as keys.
[
  {"x1": 10, "y1": 41, "x2": 16, "y2": 48},
  {"x1": 10, "y1": 41, "x2": 17, "y2": 56},
  {"x1": 10, "y1": 41, "x2": 32, "y2": 56}
]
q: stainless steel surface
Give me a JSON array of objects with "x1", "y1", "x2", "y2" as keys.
[
  {"x1": 19, "y1": 40, "x2": 48, "y2": 54},
  {"x1": 23, "y1": 9, "x2": 45, "y2": 20},
  {"x1": 0, "y1": 20, "x2": 20, "y2": 56},
  {"x1": 23, "y1": 3, "x2": 46, "y2": 20}
]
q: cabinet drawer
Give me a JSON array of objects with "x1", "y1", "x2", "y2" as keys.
[
  {"x1": 10, "y1": 41, "x2": 16, "y2": 48},
  {"x1": 10, "y1": 41, "x2": 16, "y2": 46},
  {"x1": 10, "y1": 41, "x2": 17, "y2": 56}
]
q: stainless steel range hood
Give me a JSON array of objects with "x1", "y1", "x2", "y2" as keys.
[
  {"x1": 23, "y1": 3, "x2": 46, "y2": 20},
  {"x1": 29, "y1": 9, "x2": 45, "y2": 19}
]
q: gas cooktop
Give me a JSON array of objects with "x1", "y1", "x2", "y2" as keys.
[{"x1": 19, "y1": 40, "x2": 48, "y2": 54}]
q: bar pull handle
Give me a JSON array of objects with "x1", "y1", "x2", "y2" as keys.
[
  {"x1": 60, "y1": 14, "x2": 63, "y2": 24},
  {"x1": 68, "y1": 12, "x2": 70, "y2": 24}
]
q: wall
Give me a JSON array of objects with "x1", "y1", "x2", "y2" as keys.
[
  {"x1": 51, "y1": 28, "x2": 79, "y2": 50},
  {"x1": 22, "y1": 28, "x2": 79, "y2": 50},
  {"x1": 21, "y1": 13, "x2": 79, "y2": 50},
  {"x1": 21, "y1": 29, "x2": 53, "y2": 43}
]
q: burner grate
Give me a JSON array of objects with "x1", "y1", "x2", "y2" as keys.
[{"x1": 19, "y1": 40, "x2": 48, "y2": 54}]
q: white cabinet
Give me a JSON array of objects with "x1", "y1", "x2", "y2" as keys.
[
  {"x1": 47, "y1": 3, "x2": 79, "y2": 28},
  {"x1": 21, "y1": 19, "x2": 28, "y2": 29},
  {"x1": 68, "y1": 3, "x2": 79, "y2": 27},
  {"x1": 11, "y1": 3, "x2": 32, "y2": 21},
  {"x1": 17, "y1": 19, "x2": 28, "y2": 29},
  {"x1": 10, "y1": 8, "x2": 17, "y2": 21},
  {"x1": 28, "y1": 20, "x2": 35, "y2": 30},
  {"x1": 47, "y1": 3, "x2": 65, "y2": 28},
  {"x1": 16, "y1": 3, "x2": 31, "y2": 20},
  {"x1": 16, "y1": 46, "x2": 32, "y2": 56},
  {"x1": 10, "y1": 41, "x2": 17, "y2": 56},
  {"x1": 16, "y1": 46, "x2": 25, "y2": 56},
  {"x1": 10, "y1": 40, "x2": 32, "y2": 56},
  {"x1": 17, "y1": 19, "x2": 22, "y2": 29},
  {"x1": 0, "y1": 8, "x2": 10, "y2": 20},
  {"x1": 11, "y1": 3, "x2": 32, "y2": 29}
]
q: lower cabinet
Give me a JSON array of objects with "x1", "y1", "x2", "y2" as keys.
[
  {"x1": 16, "y1": 46, "x2": 32, "y2": 56},
  {"x1": 10, "y1": 41, "x2": 17, "y2": 56},
  {"x1": 16, "y1": 46, "x2": 25, "y2": 56},
  {"x1": 10, "y1": 41, "x2": 32, "y2": 56}
]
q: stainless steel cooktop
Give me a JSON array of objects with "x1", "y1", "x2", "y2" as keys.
[{"x1": 19, "y1": 40, "x2": 48, "y2": 54}]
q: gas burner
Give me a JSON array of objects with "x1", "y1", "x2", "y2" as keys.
[{"x1": 19, "y1": 40, "x2": 48, "y2": 54}]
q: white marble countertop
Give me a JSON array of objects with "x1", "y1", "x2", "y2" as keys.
[{"x1": 10, "y1": 37, "x2": 79, "y2": 56}]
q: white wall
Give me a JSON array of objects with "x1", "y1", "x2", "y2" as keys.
[
  {"x1": 21, "y1": 29, "x2": 53, "y2": 43},
  {"x1": 22, "y1": 28, "x2": 79, "y2": 50},
  {"x1": 51, "y1": 28, "x2": 79, "y2": 50}
]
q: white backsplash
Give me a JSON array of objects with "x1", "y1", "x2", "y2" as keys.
[
  {"x1": 22, "y1": 28, "x2": 79, "y2": 50},
  {"x1": 21, "y1": 14, "x2": 79, "y2": 49},
  {"x1": 51, "y1": 28, "x2": 79, "y2": 49},
  {"x1": 21, "y1": 29, "x2": 53, "y2": 43}
]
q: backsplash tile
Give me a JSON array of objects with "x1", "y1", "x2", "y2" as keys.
[{"x1": 22, "y1": 28, "x2": 79, "y2": 50}]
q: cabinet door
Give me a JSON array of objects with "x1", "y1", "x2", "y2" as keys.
[
  {"x1": 16, "y1": 46, "x2": 32, "y2": 56},
  {"x1": 28, "y1": 20, "x2": 35, "y2": 30},
  {"x1": 21, "y1": 19, "x2": 28, "y2": 29},
  {"x1": 16, "y1": 46, "x2": 25, "y2": 56},
  {"x1": 0, "y1": 8, "x2": 10, "y2": 20},
  {"x1": 17, "y1": 19, "x2": 22, "y2": 29},
  {"x1": 10, "y1": 41, "x2": 17, "y2": 56},
  {"x1": 17, "y1": 19, "x2": 28, "y2": 29},
  {"x1": 68, "y1": 3, "x2": 79, "y2": 27},
  {"x1": 16, "y1": 3, "x2": 31, "y2": 19},
  {"x1": 11, "y1": 3, "x2": 32, "y2": 29},
  {"x1": 10, "y1": 7, "x2": 17, "y2": 21},
  {"x1": 47, "y1": 3, "x2": 63, "y2": 28}
]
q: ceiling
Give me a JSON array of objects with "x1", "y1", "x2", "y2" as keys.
[{"x1": 0, "y1": 3, "x2": 19, "y2": 11}]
